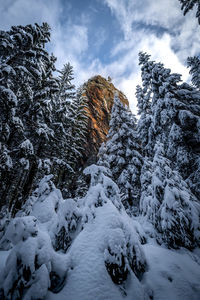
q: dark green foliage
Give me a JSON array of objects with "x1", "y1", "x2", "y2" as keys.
[
  {"x1": 140, "y1": 142, "x2": 200, "y2": 249},
  {"x1": 52, "y1": 80, "x2": 89, "y2": 197},
  {"x1": 0, "y1": 23, "x2": 59, "y2": 213},
  {"x1": 98, "y1": 94, "x2": 143, "y2": 214},
  {"x1": 105, "y1": 247, "x2": 129, "y2": 285},
  {"x1": 137, "y1": 52, "x2": 200, "y2": 198},
  {"x1": 179, "y1": 0, "x2": 200, "y2": 24},
  {"x1": 187, "y1": 56, "x2": 200, "y2": 89},
  {"x1": 137, "y1": 53, "x2": 200, "y2": 249},
  {"x1": 54, "y1": 226, "x2": 72, "y2": 252},
  {"x1": 0, "y1": 24, "x2": 89, "y2": 213}
]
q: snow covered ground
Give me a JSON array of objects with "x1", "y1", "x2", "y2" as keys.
[
  {"x1": 47, "y1": 203, "x2": 145, "y2": 300},
  {"x1": 1, "y1": 227, "x2": 200, "y2": 300},
  {"x1": 46, "y1": 215, "x2": 200, "y2": 300},
  {"x1": 142, "y1": 244, "x2": 200, "y2": 300},
  {"x1": 0, "y1": 172, "x2": 200, "y2": 300}
]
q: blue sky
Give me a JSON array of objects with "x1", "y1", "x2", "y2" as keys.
[{"x1": 1, "y1": 0, "x2": 200, "y2": 113}]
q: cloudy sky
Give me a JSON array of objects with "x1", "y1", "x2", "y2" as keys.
[{"x1": 1, "y1": 0, "x2": 200, "y2": 113}]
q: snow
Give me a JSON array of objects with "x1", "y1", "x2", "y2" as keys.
[
  {"x1": 0, "y1": 86, "x2": 17, "y2": 105},
  {"x1": 0, "y1": 185, "x2": 200, "y2": 299},
  {"x1": 142, "y1": 243, "x2": 200, "y2": 300},
  {"x1": 20, "y1": 139, "x2": 34, "y2": 155},
  {"x1": 47, "y1": 202, "x2": 145, "y2": 300},
  {"x1": 0, "y1": 251, "x2": 10, "y2": 274}
]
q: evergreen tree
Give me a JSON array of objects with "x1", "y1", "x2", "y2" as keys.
[
  {"x1": 51, "y1": 63, "x2": 76, "y2": 193},
  {"x1": 0, "y1": 23, "x2": 59, "y2": 213},
  {"x1": 53, "y1": 81, "x2": 88, "y2": 197},
  {"x1": 179, "y1": 0, "x2": 200, "y2": 24},
  {"x1": 82, "y1": 164, "x2": 146, "y2": 284},
  {"x1": 19, "y1": 175, "x2": 81, "y2": 255},
  {"x1": 98, "y1": 94, "x2": 143, "y2": 214},
  {"x1": 187, "y1": 55, "x2": 200, "y2": 89},
  {"x1": 54, "y1": 198, "x2": 81, "y2": 252},
  {"x1": 140, "y1": 142, "x2": 200, "y2": 249},
  {"x1": 137, "y1": 52, "x2": 200, "y2": 199},
  {"x1": 0, "y1": 27, "x2": 89, "y2": 211},
  {"x1": 136, "y1": 52, "x2": 157, "y2": 157},
  {"x1": 57, "y1": 62, "x2": 75, "y2": 103},
  {"x1": 64, "y1": 86, "x2": 89, "y2": 197},
  {"x1": 136, "y1": 85, "x2": 152, "y2": 155},
  {"x1": 67, "y1": 85, "x2": 88, "y2": 171},
  {"x1": 0, "y1": 216, "x2": 52, "y2": 299}
]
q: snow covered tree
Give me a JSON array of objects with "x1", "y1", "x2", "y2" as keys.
[
  {"x1": 137, "y1": 52, "x2": 200, "y2": 199},
  {"x1": 140, "y1": 142, "x2": 200, "y2": 249},
  {"x1": 0, "y1": 23, "x2": 59, "y2": 214},
  {"x1": 136, "y1": 85, "x2": 152, "y2": 155},
  {"x1": 82, "y1": 164, "x2": 146, "y2": 285},
  {"x1": 53, "y1": 62, "x2": 76, "y2": 163},
  {"x1": 136, "y1": 52, "x2": 156, "y2": 157},
  {"x1": 179, "y1": 0, "x2": 200, "y2": 24},
  {"x1": 0, "y1": 215, "x2": 67, "y2": 299},
  {"x1": 98, "y1": 94, "x2": 143, "y2": 214},
  {"x1": 0, "y1": 23, "x2": 89, "y2": 212},
  {"x1": 72, "y1": 86, "x2": 88, "y2": 160},
  {"x1": 18, "y1": 174, "x2": 81, "y2": 254},
  {"x1": 52, "y1": 81, "x2": 88, "y2": 197},
  {"x1": 137, "y1": 52, "x2": 183, "y2": 157},
  {"x1": 74, "y1": 172, "x2": 90, "y2": 198},
  {"x1": 65, "y1": 86, "x2": 88, "y2": 174},
  {"x1": 0, "y1": 216, "x2": 49, "y2": 299},
  {"x1": 50, "y1": 63, "x2": 76, "y2": 193},
  {"x1": 187, "y1": 56, "x2": 200, "y2": 89},
  {"x1": 81, "y1": 165, "x2": 123, "y2": 227},
  {"x1": 54, "y1": 198, "x2": 81, "y2": 252},
  {"x1": 57, "y1": 62, "x2": 75, "y2": 102},
  {"x1": 137, "y1": 53, "x2": 200, "y2": 246}
]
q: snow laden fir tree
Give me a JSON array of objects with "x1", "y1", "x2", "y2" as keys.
[
  {"x1": 98, "y1": 93, "x2": 143, "y2": 215},
  {"x1": 140, "y1": 142, "x2": 200, "y2": 248},
  {"x1": 0, "y1": 168, "x2": 147, "y2": 299},
  {"x1": 137, "y1": 52, "x2": 200, "y2": 249},
  {"x1": 0, "y1": 23, "x2": 89, "y2": 213}
]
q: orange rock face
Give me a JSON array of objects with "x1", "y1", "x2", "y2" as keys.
[{"x1": 83, "y1": 75, "x2": 129, "y2": 165}]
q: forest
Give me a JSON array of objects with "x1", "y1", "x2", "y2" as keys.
[{"x1": 0, "y1": 1, "x2": 200, "y2": 299}]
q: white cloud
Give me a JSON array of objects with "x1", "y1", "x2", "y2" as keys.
[
  {"x1": 93, "y1": 27, "x2": 108, "y2": 52},
  {"x1": 113, "y1": 33, "x2": 190, "y2": 114},
  {"x1": 0, "y1": 0, "x2": 199, "y2": 114},
  {"x1": 104, "y1": 0, "x2": 200, "y2": 61},
  {"x1": 101, "y1": 0, "x2": 200, "y2": 111},
  {"x1": 0, "y1": 0, "x2": 63, "y2": 30},
  {"x1": 0, "y1": 0, "x2": 90, "y2": 86},
  {"x1": 51, "y1": 23, "x2": 88, "y2": 68}
]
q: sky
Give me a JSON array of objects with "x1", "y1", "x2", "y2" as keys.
[{"x1": 1, "y1": 0, "x2": 200, "y2": 113}]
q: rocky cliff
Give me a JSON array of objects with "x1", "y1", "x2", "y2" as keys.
[{"x1": 82, "y1": 75, "x2": 129, "y2": 165}]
